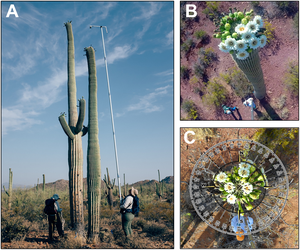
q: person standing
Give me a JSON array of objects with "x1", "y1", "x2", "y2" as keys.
[
  {"x1": 45, "y1": 194, "x2": 64, "y2": 241},
  {"x1": 120, "y1": 187, "x2": 138, "y2": 239}
]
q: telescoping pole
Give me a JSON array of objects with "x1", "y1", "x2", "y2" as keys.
[{"x1": 90, "y1": 25, "x2": 122, "y2": 201}]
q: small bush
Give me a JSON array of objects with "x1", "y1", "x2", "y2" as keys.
[
  {"x1": 142, "y1": 221, "x2": 168, "y2": 236},
  {"x1": 181, "y1": 38, "x2": 195, "y2": 55},
  {"x1": 281, "y1": 107, "x2": 290, "y2": 119},
  {"x1": 202, "y1": 78, "x2": 228, "y2": 108},
  {"x1": 219, "y1": 67, "x2": 253, "y2": 98},
  {"x1": 276, "y1": 2, "x2": 298, "y2": 16},
  {"x1": 274, "y1": 95, "x2": 287, "y2": 109},
  {"x1": 181, "y1": 66, "x2": 189, "y2": 80},
  {"x1": 284, "y1": 61, "x2": 299, "y2": 97},
  {"x1": 264, "y1": 21, "x2": 276, "y2": 44},
  {"x1": 251, "y1": 1, "x2": 260, "y2": 7},
  {"x1": 1, "y1": 215, "x2": 30, "y2": 242},
  {"x1": 189, "y1": 76, "x2": 198, "y2": 86},
  {"x1": 202, "y1": 2, "x2": 220, "y2": 20},
  {"x1": 293, "y1": 12, "x2": 299, "y2": 34},
  {"x1": 194, "y1": 30, "x2": 208, "y2": 41},
  {"x1": 194, "y1": 47, "x2": 217, "y2": 79},
  {"x1": 181, "y1": 100, "x2": 199, "y2": 120}
]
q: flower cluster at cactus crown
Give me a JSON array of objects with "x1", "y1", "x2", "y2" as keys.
[
  {"x1": 213, "y1": 8, "x2": 267, "y2": 60},
  {"x1": 214, "y1": 160, "x2": 268, "y2": 215}
]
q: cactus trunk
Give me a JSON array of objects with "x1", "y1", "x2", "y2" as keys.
[
  {"x1": 43, "y1": 174, "x2": 45, "y2": 191},
  {"x1": 8, "y1": 168, "x2": 13, "y2": 209},
  {"x1": 231, "y1": 48, "x2": 266, "y2": 99},
  {"x1": 104, "y1": 168, "x2": 115, "y2": 210},
  {"x1": 58, "y1": 21, "x2": 86, "y2": 231},
  {"x1": 86, "y1": 46, "x2": 101, "y2": 239}
]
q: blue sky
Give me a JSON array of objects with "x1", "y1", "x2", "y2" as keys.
[{"x1": 2, "y1": 1, "x2": 173, "y2": 187}]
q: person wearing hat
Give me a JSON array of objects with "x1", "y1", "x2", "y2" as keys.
[
  {"x1": 120, "y1": 187, "x2": 138, "y2": 239},
  {"x1": 48, "y1": 194, "x2": 64, "y2": 241},
  {"x1": 231, "y1": 214, "x2": 253, "y2": 241}
]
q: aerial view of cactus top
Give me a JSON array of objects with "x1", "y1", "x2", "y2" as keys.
[
  {"x1": 181, "y1": 128, "x2": 299, "y2": 248},
  {"x1": 2, "y1": 1, "x2": 173, "y2": 248},
  {"x1": 180, "y1": 1, "x2": 299, "y2": 120}
]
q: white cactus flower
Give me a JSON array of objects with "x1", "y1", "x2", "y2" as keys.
[
  {"x1": 259, "y1": 35, "x2": 267, "y2": 48},
  {"x1": 241, "y1": 31, "x2": 254, "y2": 42},
  {"x1": 225, "y1": 37, "x2": 237, "y2": 51},
  {"x1": 216, "y1": 172, "x2": 228, "y2": 182},
  {"x1": 218, "y1": 42, "x2": 230, "y2": 53},
  {"x1": 236, "y1": 50, "x2": 249, "y2": 60},
  {"x1": 227, "y1": 194, "x2": 237, "y2": 204},
  {"x1": 235, "y1": 39, "x2": 247, "y2": 51},
  {"x1": 246, "y1": 21, "x2": 260, "y2": 33},
  {"x1": 249, "y1": 37, "x2": 261, "y2": 50},
  {"x1": 253, "y1": 15, "x2": 264, "y2": 28},
  {"x1": 235, "y1": 24, "x2": 248, "y2": 34},
  {"x1": 224, "y1": 182, "x2": 235, "y2": 193}
]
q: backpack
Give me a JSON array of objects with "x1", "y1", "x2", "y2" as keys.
[
  {"x1": 44, "y1": 199, "x2": 57, "y2": 215},
  {"x1": 131, "y1": 195, "x2": 140, "y2": 216}
]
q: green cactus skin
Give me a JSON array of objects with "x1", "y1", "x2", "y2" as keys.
[
  {"x1": 58, "y1": 21, "x2": 86, "y2": 230},
  {"x1": 104, "y1": 168, "x2": 115, "y2": 210},
  {"x1": 36, "y1": 178, "x2": 39, "y2": 191},
  {"x1": 231, "y1": 48, "x2": 266, "y2": 99},
  {"x1": 156, "y1": 169, "x2": 164, "y2": 200},
  {"x1": 43, "y1": 174, "x2": 45, "y2": 191},
  {"x1": 85, "y1": 46, "x2": 101, "y2": 239}
]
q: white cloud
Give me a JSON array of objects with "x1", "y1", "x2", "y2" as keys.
[
  {"x1": 133, "y1": 2, "x2": 162, "y2": 20},
  {"x1": 2, "y1": 108, "x2": 42, "y2": 135},
  {"x1": 155, "y1": 69, "x2": 173, "y2": 77},
  {"x1": 166, "y1": 30, "x2": 173, "y2": 46},
  {"x1": 116, "y1": 85, "x2": 172, "y2": 117}
]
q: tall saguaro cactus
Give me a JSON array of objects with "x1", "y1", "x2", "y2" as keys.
[
  {"x1": 58, "y1": 21, "x2": 87, "y2": 230},
  {"x1": 103, "y1": 168, "x2": 115, "y2": 210},
  {"x1": 156, "y1": 169, "x2": 164, "y2": 200},
  {"x1": 4, "y1": 168, "x2": 13, "y2": 209},
  {"x1": 85, "y1": 46, "x2": 101, "y2": 239}
]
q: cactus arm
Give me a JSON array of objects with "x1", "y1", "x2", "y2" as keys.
[
  {"x1": 75, "y1": 98, "x2": 86, "y2": 134},
  {"x1": 3, "y1": 186, "x2": 9, "y2": 196},
  {"x1": 59, "y1": 114, "x2": 75, "y2": 140},
  {"x1": 112, "y1": 178, "x2": 115, "y2": 187},
  {"x1": 82, "y1": 126, "x2": 88, "y2": 137}
]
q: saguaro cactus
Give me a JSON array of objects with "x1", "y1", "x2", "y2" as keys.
[
  {"x1": 214, "y1": 9, "x2": 267, "y2": 99},
  {"x1": 85, "y1": 46, "x2": 101, "y2": 239},
  {"x1": 103, "y1": 168, "x2": 115, "y2": 210},
  {"x1": 231, "y1": 49, "x2": 265, "y2": 99},
  {"x1": 156, "y1": 169, "x2": 164, "y2": 200},
  {"x1": 3, "y1": 168, "x2": 13, "y2": 209},
  {"x1": 58, "y1": 21, "x2": 87, "y2": 230},
  {"x1": 43, "y1": 174, "x2": 45, "y2": 191}
]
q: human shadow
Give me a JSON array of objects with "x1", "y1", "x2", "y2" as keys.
[
  {"x1": 231, "y1": 112, "x2": 238, "y2": 120},
  {"x1": 259, "y1": 98, "x2": 282, "y2": 120},
  {"x1": 235, "y1": 109, "x2": 242, "y2": 120}
]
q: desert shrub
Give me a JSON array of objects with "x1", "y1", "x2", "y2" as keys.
[
  {"x1": 274, "y1": 95, "x2": 287, "y2": 109},
  {"x1": 181, "y1": 66, "x2": 189, "y2": 79},
  {"x1": 194, "y1": 29, "x2": 208, "y2": 41},
  {"x1": 284, "y1": 61, "x2": 299, "y2": 97},
  {"x1": 293, "y1": 12, "x2": 299, "y2": 34},
  {"x1": 202, "y1": 2, "x2": 220, "y2": 20},
  {"x1": 181, "y1": 100, "x2": 199, "y2": 120},
  {"x1": 276, "y1": 1, "x2": 298, "y2": 16},
  {"x1": 219, "y1": 67, "x2": 253, "y2": 98},
  {"x1": 54, "y1": 231, "x2": 86, "y2": 248},
  {"x1": 189, "y1": 76, "x2": 198, "y2": 86},
  {"x1": 132, "y1": 218, "x2": 147, "y2": 230},
  {"x1": 143, "y1": 201, "x2": 174, "y2": 224},
  {"x1": 1, "y1": 215, "x2": 30, "y2": 242},
  {"x1": 251, "y1": 1, "x2": 260, "y2": 7},
  {"x1": 281, "y1": 107, "x2": 289, "y2": 119},
  {"x1": 142, "y1": 221, "x2": 168, "y2": 236},
  {"x1": 194, "y1": 47, "x2": 217, "y2": 79},
  {"x1": 181, "y1": 38, "x2": 195, "y2": 55},
  {"x1": 264, "y1": 21, "x2": 276, "y2": 44},
  {"x1": 202, "y1": 79, "x2": 228, "y2": 108}
]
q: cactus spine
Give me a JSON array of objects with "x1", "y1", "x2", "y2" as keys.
[
  {"x1": 103, "y1": 168, "x2": 115, "y2": 210},
  {"x1": 43, "y1": 174, "x2": 45, "y2": 191},
  {"x1": 156, "y1": 169, "x2": 164, "y2": 200},
  {"x1": 58, "y1": 21, "x2": 86, "y2": 230},
  {"x1": 85, "y1": 46, "x2": 101, "y2": 239},
  {"x1": 231, "y1": 48, "x2": 266, "y2": 99}
]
